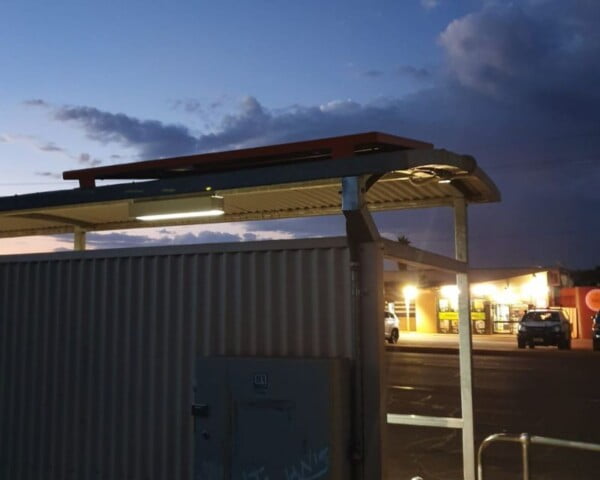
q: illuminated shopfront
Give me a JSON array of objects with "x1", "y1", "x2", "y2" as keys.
[
  {"x1": 437, "y1": 271, "x2": 553, "y2": 334},
  {"x1": 385, "y1": 268, "x2": 571, "y2": 335}
]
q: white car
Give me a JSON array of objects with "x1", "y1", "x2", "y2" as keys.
[{"x1": 385, "y1": 311, "x2": 400, "y2": 344}]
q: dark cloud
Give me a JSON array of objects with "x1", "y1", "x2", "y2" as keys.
[
  {"x1": 247, "y1": 216, "x2": 346, "y2": 239},
  {"x1": 170, "y1": 98, "x2": 204, "y2": 114},
  {"x1": 38, "y1": 142, "x2": 64, "y2": 153},
  {"x1": 439, "y1": 1, "x2": 600, "y2": 118},
  {"x1": 22, "y1": 99, "x2": 48, "y2": 107},
  {"x1": 169, "y1": 231, "x2": 245, "y2": 244},
  {"x1": 170, "y1": 97, "x2": 227, "y2": 115},
  {"x1": 0, "y1": 133, "x2": 71, "y2": 157},
  {"x1": 35, "y1": 171, "x2": 61, "y2": 179},
  {"x1": 84, "y1": 230, "x2": 247, "y2": 249},
  {"x1": 396, "y1": 65, "x2": 432, "y2": 81},
  {"x1": 194, "y1": 96, "x2": 273, "y2": 150},
  {"x1": 54, "y1": 105, "x2": 199, "y2": 158},
  {"x1": 77, "y1": 153, "x2": 102, "y2": 167},
  {"x1": 363, "y1": 69, "x2": 385, "y2": 78},
  {"x1": 39, "y1": 0, "x2": 600, "y2": 268},
  {"x1": 194, "y1": 96, "x2": 431, "y2": 152}
]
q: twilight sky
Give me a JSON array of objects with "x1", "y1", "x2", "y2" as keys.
[{"x1": 0, "y1": 0, "x2": 598, "y2": 269}]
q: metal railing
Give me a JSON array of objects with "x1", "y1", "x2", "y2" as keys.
[{"x1": 477, "y1": 432, "x2": 600, "y2": 480}]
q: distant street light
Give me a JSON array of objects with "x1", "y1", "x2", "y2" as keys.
[{"x1": 403, "y1": 285, "x2": 418, "y2": 329}]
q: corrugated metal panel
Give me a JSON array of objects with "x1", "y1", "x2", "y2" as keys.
[{"x1": 0, "y1": 239, "x2": 353, "y2": 480}]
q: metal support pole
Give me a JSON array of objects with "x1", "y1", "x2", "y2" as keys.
[
  {"x1": 454, "y1": 197, "x2": 475, "y2": 480},
  {"x1": 358, "y1": 242, "x2": 386, "y2": 480},
  {"x1": 74, "y1": 227, "x2": 86, "y2": 251},
  {"x1": 520, "y1": 433, "x2": 530, "y2": 480},
  {"x1": 342, "y1": 177, "x2": 381, "y2": 243},
  {"x1": 342, "y1": 176, "x2": 385, "y2": 480}
]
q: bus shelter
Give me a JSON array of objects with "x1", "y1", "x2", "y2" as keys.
[{"x1": 0, "y1": 132, "x2": 500, "y2": 479}]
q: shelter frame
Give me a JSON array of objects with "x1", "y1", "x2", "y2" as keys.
[{"x1": 0, "y1": 132, "x2": 497, "y2": 480}]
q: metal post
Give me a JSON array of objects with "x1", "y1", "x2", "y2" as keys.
[
  {"x1": 454, "y1": 197, "x2": 475, "y2": 480},
  {"x1": 520, "y1": 433, "x2": 530, "y2": 480},
  {"x1": 74, "y1": 227, "x2": 86, "y2": 251},
  {"x1": 359, "y1": 242, "x2": 386, "y2": 480},
  {"x1": 342, "y1": 176, "x2": 385, "y2": 480}
]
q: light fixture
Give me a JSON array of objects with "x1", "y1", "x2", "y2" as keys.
[
  {"x1": 440, "y1": 284, "x2": 459, "y2": 299},
  {"x1": 403, "y1": 285, "x2": 418, "y2": 301},
  {"x1": 471, "y1": 283, "x2": 497, "y2": 298},
  {"x1": 521, "y1": 274, "x2": 549, "y2": 308},
  {"x1": 440, "y1": 284, "x2": 459, "y2": 311},
  {"x1": 395, "y1": 166, "x2": 467, "y2": 185},
  {"x1": 129, "y1": 195, "x2": 225, "y2": 221}
]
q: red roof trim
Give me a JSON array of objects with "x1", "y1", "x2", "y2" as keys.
[{"x1": 63, "y1": 131, "x2": 433, "y2": 188}]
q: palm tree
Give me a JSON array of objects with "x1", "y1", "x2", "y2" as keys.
[
  {"x1": 396, "y1": 234, "x2": 411, "y2": 270},
  {"x1": 396, "y1": 235, "x2": 411, "y2": 246}
]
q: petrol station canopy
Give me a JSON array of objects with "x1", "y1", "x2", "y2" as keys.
[{"x1": 0, "y1": 131, "x2": 500, "y2": 238}]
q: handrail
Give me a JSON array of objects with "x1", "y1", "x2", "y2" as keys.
[{"x1": 477, "y1": 432, "x2": 600, "y2": 480}]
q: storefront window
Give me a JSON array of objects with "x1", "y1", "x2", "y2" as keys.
[
  {"x1": 437, "y1": 297, "x2": 488, "y2": 334},
  {"x1": 491, "y1": 303, "x2": 527, "y2": 334}
]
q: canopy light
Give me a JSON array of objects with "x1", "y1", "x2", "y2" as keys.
[
  {"x1": 130, "y1": 195, "x2": 224, "y2": 221},
  {"x1": 396, "y1": 167, "x2": 464, "y2": 186}
]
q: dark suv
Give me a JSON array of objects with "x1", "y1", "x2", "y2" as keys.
[
  {"x1": 517, "y1": 309, "x2": 571, "y2": 349},
  {"x1": 593, "y1": 312, "x2": 600, "y2": 351}
]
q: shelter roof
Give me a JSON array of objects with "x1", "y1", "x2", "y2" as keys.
[{"x1": 0, "y1": 132, "x2": 500, "y2": 238}]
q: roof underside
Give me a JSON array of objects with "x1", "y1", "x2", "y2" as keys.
[{"x1": 0, "y1": 132, "x2": 500, "y2": 238}]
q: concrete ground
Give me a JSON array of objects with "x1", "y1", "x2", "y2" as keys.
[
  {"x1": 386, "y1": 347, "x2": 600, "y2": 480},
  {"x1": 392, "y1": 331, "x2": 593, "y2": 353},
  {"x1": 386, "y1": 334, "x2": 599, "y2": 479}
]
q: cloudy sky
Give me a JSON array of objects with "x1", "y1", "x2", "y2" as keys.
[{"x1": 0, "y1": 0, "x2": 598, "y2": 269}]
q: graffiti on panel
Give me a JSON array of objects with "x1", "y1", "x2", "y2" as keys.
[
  {"x1": 239, "y1": 446, "x2": 330, "y2": 480},
  {"x1": 284, "y1": 447, "x2": 330, "y2": 480},
  {"x1": 242, "y1": 466, "x2": 270, "y2": 480}
]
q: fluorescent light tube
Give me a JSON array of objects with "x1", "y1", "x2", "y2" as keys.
[{"x1": 130, "y1": 195, "x2": 224, "y2": 221}]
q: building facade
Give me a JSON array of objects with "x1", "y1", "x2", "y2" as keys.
[{"x1": 384, "y1": 267, "x2": 576, "y2": 336}]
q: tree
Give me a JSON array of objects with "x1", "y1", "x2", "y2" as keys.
[
  {"x1": 571, "y1": 266, "x2": 600, "y2": 286},
  {"x1": 396, "y1": 234, "x2": 411, "y2": 270},
  {"x1": 396, "y1": 234, "x2": 411, "y2": 246}
]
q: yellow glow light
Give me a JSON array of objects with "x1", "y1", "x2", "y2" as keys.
[
  {"x1": 471, "y1": 283, "x2": 497, "y2": 298},
  {"x1": 403, "y1": 285, "x2": 418, "y2": 301},
  {"x1": 521, "y1": 274, "x2": 549, "y2": 307},
  {"x1": 441, "y1": 285, "x2": 459, "y2": 299},
  {"x1": 493, "y1": 287, "x2": 518, "y2": 305}
]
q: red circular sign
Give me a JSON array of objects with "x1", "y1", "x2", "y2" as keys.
[{"x1": 585, "y1": 289, "x2": 600, "y2": 311}]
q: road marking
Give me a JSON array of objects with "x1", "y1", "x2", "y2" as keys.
[{"x1": 390, "y1": 385, "x2": 435, "y2": 392}]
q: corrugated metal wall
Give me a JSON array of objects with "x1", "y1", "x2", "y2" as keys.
[{"x1": 0, "y1": 238, "x2": 353, "y2": 480}]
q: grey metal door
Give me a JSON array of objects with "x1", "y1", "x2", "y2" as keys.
[{"x1": 192, "y1": 357, "x2": 351, "y2": 480}]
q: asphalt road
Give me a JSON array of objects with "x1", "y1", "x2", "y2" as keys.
[{"x1": 385, "y1": 347, "x2": 600, "y2": 480}]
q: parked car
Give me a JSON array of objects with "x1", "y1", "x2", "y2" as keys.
[
  {"x1": 593, "y1": 312, "x2": 600, "y2": 351},
  {"x1": 517, "y1": 308, "x2": 571, "y2": 349},
  {"x1": 385, "y1": 311, "x2": 400, "y2": 344}
]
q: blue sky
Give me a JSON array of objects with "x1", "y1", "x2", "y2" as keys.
[{"x1": 0, "y1": 0, "x2": 598, "y2": 269}]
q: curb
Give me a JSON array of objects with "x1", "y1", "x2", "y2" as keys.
[{"x1": 386, "y1": 344, "x2": 594, "y2": 357}]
